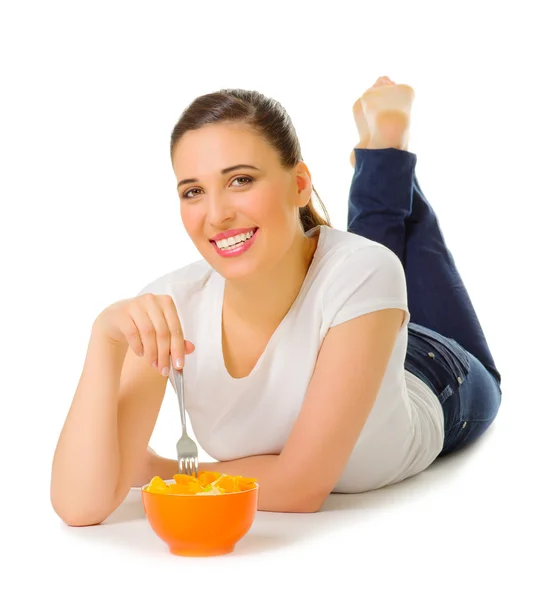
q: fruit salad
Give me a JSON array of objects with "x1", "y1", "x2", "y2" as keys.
[{"x1": 145, "y1": 471, "x2": 257, "y2": 495}]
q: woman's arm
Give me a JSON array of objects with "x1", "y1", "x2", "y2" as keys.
[
  {"x1": 50, "y1": 323, "x2": 168, "y2": 526},
  {"x1": 138, "y1": 307, "x2": 405, "y2": 513},
  {"x1": 134, "y1": 448, "x2": 282, "y2": 498},
  {"x1": 273, "y1": 307, "x2": 405, "y2": 511}
]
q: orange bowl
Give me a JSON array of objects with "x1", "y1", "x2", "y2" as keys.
[{"x1": 141, "y1": 479, "x2": 259, "y2": 556}]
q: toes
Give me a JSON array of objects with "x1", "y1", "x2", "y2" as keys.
[{"x1": 373, "y1": 76, "x2": 395, "y2": 88}]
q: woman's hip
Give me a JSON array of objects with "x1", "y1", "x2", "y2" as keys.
[{"x1": 405, "y1": 322, "x2": 502, "y2": 456}]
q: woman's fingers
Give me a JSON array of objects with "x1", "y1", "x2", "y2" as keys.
[
  {"x1": 96, "y1": 294, "x2": 195, "y2": 372},
  {"x1": 119, "y1": 293, "x2": 193, "y2": 377},
  {"x1": 159, "y1": 295, "x2": 187, "y2": 370},
  {"x1": 143, "y1": 295, "x2": 173, "y2": 376},
  {"x1": 118, "y1": 312, "x2": 145, "y2": 357},
  {"x1": 128, "y1": 299, "x2": 159, "y2": 367}
]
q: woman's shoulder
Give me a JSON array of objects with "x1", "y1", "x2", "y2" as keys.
[
  {"x1": 319, "y1": 226, "x2": 401, "y2": 269},
  {"x1": 137, "y1": 258, "x2": 215, "y2": 297},
  {"x1": 316, "y1": 227, "x2": 408, "y2": 329}
]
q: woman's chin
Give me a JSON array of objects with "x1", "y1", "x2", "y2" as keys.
[{"x1": 217, "y1": 262, "x2": 261, "y2": 282}]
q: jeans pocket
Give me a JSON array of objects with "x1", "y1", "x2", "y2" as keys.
[
  {"x1": 408, "y1": 323, "x2": 470, "y2": 386},
  {"x1": 406, "y1": 325, "x2": 455, "y2": 400}
]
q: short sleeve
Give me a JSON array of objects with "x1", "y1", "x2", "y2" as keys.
[
  {"x1": 136, "y1": 272, "x2": 173, "y2": 297},
  {"x1": 322, "y1": 244, "x2": 410, "y2": 331}
]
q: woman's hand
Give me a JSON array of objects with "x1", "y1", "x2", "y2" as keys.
[{"x1": 93, "y1": 293, "x2": 195, "y2": 377}]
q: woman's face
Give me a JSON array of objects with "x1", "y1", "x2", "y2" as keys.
[{"x1": 171, "y1": 122, "x2": 312, "y2": 281}]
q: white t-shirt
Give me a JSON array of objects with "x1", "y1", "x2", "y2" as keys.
[{"x1": 139, "y1": 225, "x2": 445, "y2": 492}]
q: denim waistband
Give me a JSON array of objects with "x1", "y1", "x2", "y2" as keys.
[{"x1": 405, "y1": 322, "x2": 471, "y2": 404}]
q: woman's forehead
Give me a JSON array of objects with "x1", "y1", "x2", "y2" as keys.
[
  {"x1": 177, "y1": 123, "x2": 260, "y2": 151},
  {"x1": 173, "y1": 124, "x2": 276, "y2": 174}
]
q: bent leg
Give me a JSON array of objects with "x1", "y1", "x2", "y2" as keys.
[
  {"x1": 347, "y1": 147, "x2": 415, "y2": 264},
  {"x1": 405, "y1": 173, "x2": 501, "y2": 384},
  {"x1": 346, "y1": 147, "x2": 501, "y2": 385}
]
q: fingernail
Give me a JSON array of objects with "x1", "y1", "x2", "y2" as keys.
[
  {"x1": 175, "y1": 358, "x2": 183, "y2": 368},
  {"x1": 162, "y1": 366, "x2": 169, "y2": 377},
  {"x1": 152, "y1": 361, "x2": 157, "y2": 369}
]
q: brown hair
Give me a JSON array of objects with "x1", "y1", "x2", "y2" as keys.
[{"x1": 170, "y1": 89, "x2": 332, "y2": 233}]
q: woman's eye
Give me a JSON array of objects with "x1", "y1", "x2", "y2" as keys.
[
  {"x1": 183, "y1": 188, "x2": 202, "y2": 199},
  {"x1": 231, "y1": 176, "x2": 253, "y2": 187},
  {"x1": 181, "y1": 176, "x2": 253, "y2": 200}
]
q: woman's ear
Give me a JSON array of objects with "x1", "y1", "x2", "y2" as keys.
[{"x1": 295, "y1": 163, "x2": 312, "y2": 208}]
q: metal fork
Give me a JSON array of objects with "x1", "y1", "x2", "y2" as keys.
[{"x1": 170, "y1": 363, "x2": 199, "y2": 477}]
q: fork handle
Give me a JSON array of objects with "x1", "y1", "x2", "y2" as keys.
[{"x1": 171, "y1": 364, "x2": 187, "y2": 431}]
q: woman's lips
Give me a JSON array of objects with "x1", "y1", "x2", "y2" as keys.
[{"x1": 211, "y1": 228, "x2": 259, "y2": 258}]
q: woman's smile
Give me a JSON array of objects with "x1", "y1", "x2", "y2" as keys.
[{"x1": 211, "y1": 227, "x2": 260, "y2": 258}]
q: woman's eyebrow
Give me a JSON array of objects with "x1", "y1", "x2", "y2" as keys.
[{"x1": 177, "y1": 164, "x2": 261, "y2": 188}]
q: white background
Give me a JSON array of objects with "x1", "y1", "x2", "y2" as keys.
[{"x1": 1, "y1": 1, "x2": 553, "y2": 598}]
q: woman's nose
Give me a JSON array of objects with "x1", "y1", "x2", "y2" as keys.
[{"x1": 206, "y1": 193, "x2": 235, "y2": 226}]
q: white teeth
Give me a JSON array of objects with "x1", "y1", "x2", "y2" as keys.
[{"x1": 215, "y1": 229, "x2": 255, "y2": 249}]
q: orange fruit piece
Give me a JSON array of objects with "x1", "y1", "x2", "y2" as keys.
[
  {"x1": 146, "y1": 472, "x2": 257, "y2": 495},
  {"x1": 238, "y1": 480, "x2": 257, "y2": 491},
  {"x1": 198, "y1": 471, "x2": 221, "y2": 486},
  {"x1": 146, "y1": 476, "x2": 169, "y2": 493},
  {"x1": 216, "y1": 476, "x2": 241, "y2": 493},
  {"x1": 173, "y1": 474, "x2": 196, "y2": 485},
  {"x1": 169, "y1": 480, "x2": 204, "y2": 495}
]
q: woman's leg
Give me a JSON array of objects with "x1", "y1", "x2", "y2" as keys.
[
  {"x1": 347, "y1": 146, "x2": 501, "y2": 385},
  {"x1": 405, "y1": 172, "x2": 501, "y2": 385}
]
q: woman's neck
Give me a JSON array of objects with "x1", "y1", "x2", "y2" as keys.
[{"x1": 223, "y1": 228, "x2": 320, "y2": 332}]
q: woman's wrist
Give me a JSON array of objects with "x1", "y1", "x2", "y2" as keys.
[{"x1": 136, "y1": 447, "x2": 179, "y2": 484}]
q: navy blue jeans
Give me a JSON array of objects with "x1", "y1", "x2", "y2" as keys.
[{"x1": 348, "y1": 148, "x2": 502, "y2": 457}]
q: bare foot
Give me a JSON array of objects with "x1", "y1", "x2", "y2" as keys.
[
  {"x1": 350, "y1": 76, "x2": 415, "y2": 167},
  {"x1": 362, "y1": 78, "x2": 414, "y2": 150}
]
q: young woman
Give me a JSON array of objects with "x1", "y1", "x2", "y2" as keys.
[{"x1": 50, "y1": 76, "x2": 502, "y2": 526}]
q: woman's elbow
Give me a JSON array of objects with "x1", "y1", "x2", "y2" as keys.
[
  {"x1": 50, "y1": 487, "x2": 121, "y2": 527},
  {"x1": 285, "y1": 479, "x2": 329, "y2": 513},
  {"x1": 288, "y1": 496, "x2": 325, "y2": 513},
  {"x1": 52, "y1": 500, "x2": 110, "y2": 527}
]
